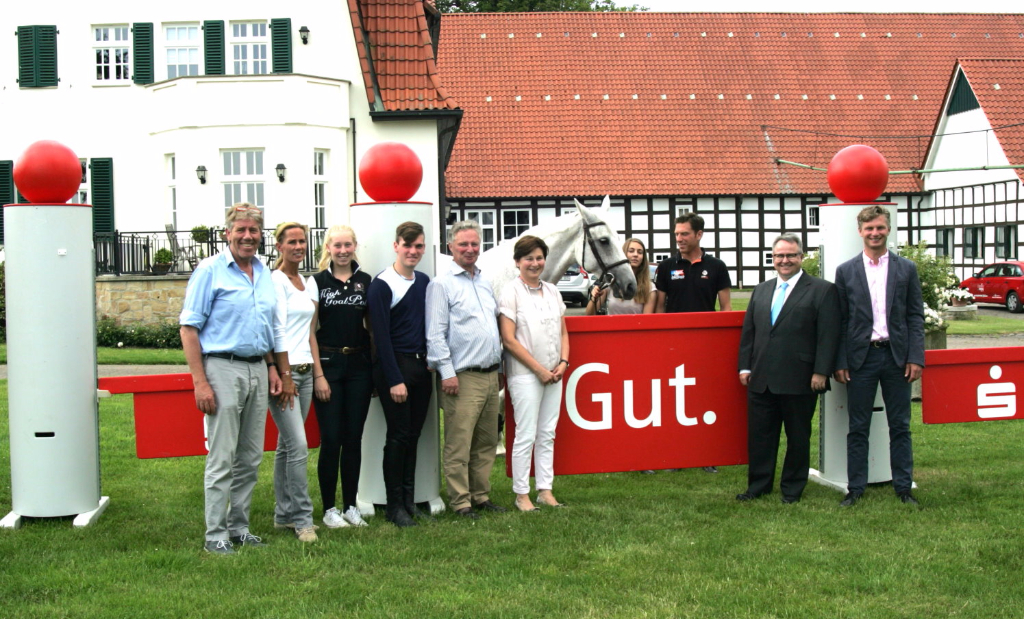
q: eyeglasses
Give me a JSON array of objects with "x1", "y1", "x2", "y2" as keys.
[{"x1": 772, "y1": 253, "x2": 801, "y2": 260}]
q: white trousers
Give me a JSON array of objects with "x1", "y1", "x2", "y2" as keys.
[{"x1": 508, "y1": 374, "x2": 562, "y2": 495}]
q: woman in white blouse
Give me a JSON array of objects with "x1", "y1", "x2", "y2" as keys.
[
  {"x1": 499, "y1": 235, "x2": 570, "y2": 512},
  {"x1": 585, "y1": 237, "x2": 658, "y2": 315},
  {"x1": 268, "y1": 222, "x2": 318, "y2": 542}
]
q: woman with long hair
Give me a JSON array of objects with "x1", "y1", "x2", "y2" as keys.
[
  {"x1": 309, "y1": 224, "x2": 375, "y2": 529},
  {"x1": 585, "y1": 237, "x2": 657, "y2": 315},
  {"x1": 499, "y1": 235, "x2": 570, "y2": 512},
  {"x1": 269, "y1": 222, "x2": 318, "y2": 542}
]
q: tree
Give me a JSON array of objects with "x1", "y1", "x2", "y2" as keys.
[{"x1": 434, "y1": 0, "x2": 648, "y2": 12}]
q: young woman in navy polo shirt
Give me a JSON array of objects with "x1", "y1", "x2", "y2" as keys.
[{"x1": 309, "y1": 224, "x2": 374, "y2": 529}]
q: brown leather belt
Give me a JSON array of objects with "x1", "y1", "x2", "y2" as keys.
[{"x1": 321, "y1": 345, "x2": 367, "y2": 355}]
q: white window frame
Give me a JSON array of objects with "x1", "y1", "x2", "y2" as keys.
[
  {"x1": 464, "y1": 209, "x2": 497, "y2": 251},
  {"x1": 168, "y1": 155, "x2": 177, "y2": 230},
  {"x1": 165, "y1": 24, "x2": 200, "y2": 80},
  {"x1": 995, "y1": 225, "x2": 1017, "y2": 259},
  {"x1": 68, "y1": 159, "x2": 89, "y2": 204},
  {"x1": 313, "y1": 150, "x2": 327, "y2": 228},
  {"x1": 93, "y1": 25, "x2": 130, "y2": 83},
  {"x1": 501, "y1": 208, "x2": 532, "y2": 242},
  {"x1": 936, "y1": 228, "x2": 953, "y2": 257},
  {"x1": 807, "y1": 206, "x2": 820, "y2": 227},
  {"x1": 222, "y1": 149, "x2": 265, "y2": 207},
  {"x1": 964, "y1": 226, "x2": 983, "y2": 259},
  {"x1": 229, "y1": 22, "x2": 269, "y2": 76}
]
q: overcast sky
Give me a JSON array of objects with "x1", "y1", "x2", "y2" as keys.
[{"x1": 636, "y1": 0, "x2": 1021, "y2": 12}]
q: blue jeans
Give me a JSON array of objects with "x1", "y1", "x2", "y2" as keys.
[
  {"x1": 269, "y1": 370, "x2": 315, "y2": 527},
  {"x1": 845, "y1": 346, "x2": 914, "y2": 494}
]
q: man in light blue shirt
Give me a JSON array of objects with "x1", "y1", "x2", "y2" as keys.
[
  {"x1": 426, "y1": 220, "x2": 506, "y2": 518},
  {"x1": 180, "y1": 204, "x2": 280, "y2": 554}
]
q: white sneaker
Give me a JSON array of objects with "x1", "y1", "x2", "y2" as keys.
[
  {"x1": 323, "y1": 507, "x2": 349, "y2": 529},
  {"x1": 342, "y1": 506, "x2": 368, "y2": 527}
]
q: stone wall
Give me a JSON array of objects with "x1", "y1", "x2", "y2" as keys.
[{"x1": 96, "y1": 275, "x2": 190, "y2": 325}]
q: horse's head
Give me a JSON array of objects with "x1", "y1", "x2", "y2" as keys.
[{"x1": 574, "y1": 196, "x2": 637, "y2": 301}]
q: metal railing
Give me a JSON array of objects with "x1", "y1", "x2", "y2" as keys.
[{"x1": 94, "y1": 227, "x2": 328, "y2": 276}]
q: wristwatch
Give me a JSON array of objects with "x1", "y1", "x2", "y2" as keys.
[{"x1": 559, "y1": 359, "x2": 569, "y2": 368}]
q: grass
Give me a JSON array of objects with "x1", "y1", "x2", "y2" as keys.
[
  {"x1": 946, "y1": 313, "x2": 1024, "y2": 335},
  {"x1": 2, "y1": 382, "x2": 1024, "y2": 618},
  {"x1": 0, "y1": 344, "x2": 186, "y2": 365}
]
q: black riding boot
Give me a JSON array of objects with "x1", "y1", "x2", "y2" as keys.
[
  {"x1": 384, "y1": 445, "x2": 416, "y2": 528},
  {"x1": 402, "y1": 449, "x2": 433, "y2": 521}
]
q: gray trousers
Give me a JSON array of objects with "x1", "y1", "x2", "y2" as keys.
[
  {"x1": 203, "y1": 356, "x2": 269, "y2": 541},
  {"x1": 269, "y1": 371, "x2": 314, "y2": 527}
]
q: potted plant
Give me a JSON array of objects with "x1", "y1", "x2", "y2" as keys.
[
  {"x1": 153, "y1": 248, "x2": 174, "y2": 274},
  {"x1": 190, "y1": 225, "x2": 210, "y2": 244}
]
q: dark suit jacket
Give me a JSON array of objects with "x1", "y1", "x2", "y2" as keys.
[
  {"x1": 738, "y1": 272, "x2": 841, "y2": 395},
  {"x1": 834, "y1": 252, "x2": 926, "y2": 372}
]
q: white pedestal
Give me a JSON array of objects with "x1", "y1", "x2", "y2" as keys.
[{"x1": 2, "y1": 496, "x2": 110, "y2": 529}]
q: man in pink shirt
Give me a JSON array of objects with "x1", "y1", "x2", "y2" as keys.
[{"x1": 833, "y1": 205, "x2": 925, "y2": 507}]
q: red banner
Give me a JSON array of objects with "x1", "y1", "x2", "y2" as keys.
[
  {"x1": 506, "y1": 312, "x2": 748, "y2": 475},
  {"x1": 98, "y1": 374, "x2": 320, "y2": 459},
  {"x1": 922, "y1": 347, "x2": 1024, "y2": 424}
]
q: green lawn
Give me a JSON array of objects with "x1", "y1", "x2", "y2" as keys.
[
  {"x1": 2, "y1": 382, "x2": 1023, "y2": 618},
  {"x1": 0, "y1": 345, "x2": 186, "y2": 365}
]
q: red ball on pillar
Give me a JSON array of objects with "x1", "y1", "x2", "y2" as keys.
[
  {"x1": 13, "y1": 140, "x2": 83, "y2": 204},
  {"x1": 826, "y1": 145, "x2": 889, "y2": 204},
  {"x1": 358, "y1": 142, "x2": 423, "y2": 202}
]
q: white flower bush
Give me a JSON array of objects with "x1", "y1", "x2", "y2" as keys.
[
  {"x1": 923, "y1": 302, "x2": 946, "y2": 333},
  {"x1": 943, "y1": 288, "x2": 975, "y2": 304}
]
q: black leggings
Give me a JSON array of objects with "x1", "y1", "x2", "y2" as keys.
[
  {"x1": 313, "y1": 352, "x2": 374, "y2": 512},
  {"x1": 373, "y1": 354, "x2": 433, "y2": 504}
]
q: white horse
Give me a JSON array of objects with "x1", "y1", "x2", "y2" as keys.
[{"x1": 470, "y1": 196, "x2": 637, "y2": 302}]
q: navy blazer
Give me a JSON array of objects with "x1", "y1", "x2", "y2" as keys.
[
  {"x1": 834, "y1": 251, "x2": 926, "y2": 372},
  {"x1": 737, "y1": 272, "x2": 840, "y2": 395}
]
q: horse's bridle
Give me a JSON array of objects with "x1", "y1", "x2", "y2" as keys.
[{"x1": 580, "y1": 219, "x2": 629, "y2": 283}]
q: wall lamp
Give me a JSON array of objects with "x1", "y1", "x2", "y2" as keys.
[
  {"x1": 299, "y1": 26, "x2": 310, "y2": 45},
  {"x1": 196, "y1": 165, "x2": 208, "y2": 184},
  {"x1": 275, "y1": 163, "x2": 287, "y2": 182}
]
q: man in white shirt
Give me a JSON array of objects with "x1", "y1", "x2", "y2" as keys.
[{"x1": 426, "y1": 220, "x2": 507, "y2": 519}]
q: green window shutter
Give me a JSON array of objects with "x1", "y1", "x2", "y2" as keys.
[
  {"x1": 0, "y1": 160, "x2": 14, "y2": 243},
  {"x1": 204, "y1": 21, "x2": 225, "y2": 75},
  {"x1": 132, "y1": 23, "x2": 154, "y2": 84},
  {"x1": 90, "y1": 158, "x2": 115, "y2": 235},
  {"x1": 17, "y1": 25, "x2": 58, "y2": 88},
  {"x1": 271, "y1": 18, "x2": 292, "y2": 73}
]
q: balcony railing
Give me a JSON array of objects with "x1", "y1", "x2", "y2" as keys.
[{"x1": 94, "y1": 227, "x2": 329, "y2": 276}]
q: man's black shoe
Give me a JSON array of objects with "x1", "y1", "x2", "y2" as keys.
[
  {"x1": 455, "y1": 507, "x2": 481, "y2": 520},
  {"x1": 473, "y1": 500, "x2": 508, "y2": 513},
  {"x1": 840, "y1": 492, "x2": 862, "y2": 507},
  {"x1": 735, "y1": 492, "x2": 759, "y2": 502},
  {"x1": 898, "y1": 491, "x2": 920, "y2": 505},
  {"x1": 781, "y1": 496, "x2": 800, "y2": 504}
]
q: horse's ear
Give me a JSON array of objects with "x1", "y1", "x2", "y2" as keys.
[
  {"x1": 574, "y1": 198, "x2": 591, "y2": 219},
  {"x1": 600, "y1": 195, "x2": 611, "y2": 211}
]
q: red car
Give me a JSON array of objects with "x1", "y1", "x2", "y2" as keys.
[{"x1": 960, "y1": 261, "x2": 1024, "y2": 313}]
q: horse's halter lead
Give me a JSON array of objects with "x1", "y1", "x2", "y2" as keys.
[{"x1": 580, "y1": 219, "x2": 630, "y2": 283}]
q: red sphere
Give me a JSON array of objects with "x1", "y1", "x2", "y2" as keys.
[
  {"x1": 13, "y1": 140, "x2": 82, "y2": 204},
  {"x1": 826, "y1": 145, "x2": 889, "y2": 204},
  {"x1": 358, "y1": 142, "x2": 423, "y2": 202}
]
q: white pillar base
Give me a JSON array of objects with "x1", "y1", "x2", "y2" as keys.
[
  {"x1": 1, "y1": 511, "x2": 23, "y2": 529},
  {"x1": 808, "y1": 469, "x2": 848, "y2": 493},
  {"x1": 427, "y1": 496, "x2": 446, "y2": 515},
  {"x1": 72, "y1": 496, "x2": 110, "y2": 528},
  {"x1": 2, "y1": 496, "x2": 110, "y2": 529}
]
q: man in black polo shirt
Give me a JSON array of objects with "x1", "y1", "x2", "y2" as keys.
[
  {"x1": 655, "y1": 212, "x2": 732, "y2": 314},
  {"x1": 654, "y1": 211, "x2": 732, "y2": 473}
]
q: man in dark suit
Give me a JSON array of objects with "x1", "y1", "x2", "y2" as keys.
[
  {"x1": 833, "y1": 205, "x2": 925, "y2": 507},
  {"x1": 737, "y1": 233, "x2": 840, "y2": 503}
]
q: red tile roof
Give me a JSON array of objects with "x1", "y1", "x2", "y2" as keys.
[
  {"x1": 957, "y1": 58, "x2": 1024, "y2": 183},
  {"x1": 436, "y1": 12, "x2": 1024, "y2": 198},
  {"x1": 348, "y1": 0, "x2": 458, "y2": 112}
]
